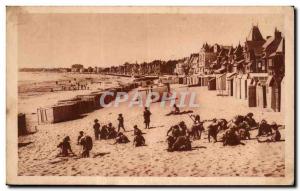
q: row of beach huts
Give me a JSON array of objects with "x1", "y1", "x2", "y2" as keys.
[
  {"x1": 18, "y1": 82, "x2": 138, "y2": 136},
  {"x1": 177, "y1": 73, "x2": 284, "y2": 113}
]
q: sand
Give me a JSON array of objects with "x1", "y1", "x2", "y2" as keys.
[{"x1": 17, "y1": 85, "x2": 285, "y2": 177}]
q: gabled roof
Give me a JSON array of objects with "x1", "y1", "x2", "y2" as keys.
[
  {"x1": 227, "y1": 46, "x2": 235, "y2": 56},
  {"x1": 276, "y1": 38, "x2": 284, "y2": 53},
  {"x1": 218, "y1": 48, "x2": 229, "y2": 57},
  {"x1": 263, "y1": 34, "x2": 284, "y2": 57},
  {"x1": 202, "y1": 42, "x2": 211, "y2": 52},
  {"x1": 246, "y1": 25, "x2": 265, "y2": 42},
  {"x1": 263, "y1": 36, "x2": 275, "y2": 49},
  {"x1": 234, "y1": 44, "x2": 243, "y2": 55}
]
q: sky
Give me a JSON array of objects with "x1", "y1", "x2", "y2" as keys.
[{"x1": 17, "y1": 13, "x2": 284, "y2": 68}]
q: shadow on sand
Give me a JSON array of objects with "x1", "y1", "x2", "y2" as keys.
[
  {"x1": 93, "y1": 152, "x2": 111, "y2": 158},
  {"x1": 191, "y1": 146, "x2": 207, "y2": 150},
  {"x1": 18, "y1": 141, "x2": 33, "y2": 148}
]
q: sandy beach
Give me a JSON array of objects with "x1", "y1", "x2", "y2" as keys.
[{"x1": 18, "y1": 84, "x2": 285, "y2": 177}]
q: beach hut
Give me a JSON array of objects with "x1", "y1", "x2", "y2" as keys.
[
  {"x1": 216, "y1": 73, "x2": 227, "y2": 95},
  {"x1": 76, "y1": 94, "x2": 97, "y2": 113},
  {"x1": 197, "y1": 76, "x2": 202, "y2": 86},
  {"x1": 266, "y1": 76, "x2": 282, "y2": 112},
  {"x1": 266, "y1": 76, "x2": 273, "y2": 110},
  {"x1": 256, "y1": 83, "x2": 267, "y2": 108},
  {"x1": 37, "y1": 102, "x2": 79, "y2": 123},
  {"x1": 226, "y1": 73, "x2": 236, "y2": 96},
  {"x1": 208, "y1": 77, "x2": 216, "y2": 91},
  {"x1": 203, "y1": 75, "x2": 211, "y2": 86},
  {"x1": 18, "y1": 113, "x2": 27, "y2": 136},
  {"x1": 179, "y1": 77, "x2": 184, "y2": 84},
  {"x1": 173, "y1": 77, "x2": 179, "y2": 84},
  {"x1": 241, "y1": 74, "x2": 250, "y2": 100},
  {"x1": 248, "y1": 85, "x2": 257, "y2": 107},
  {"x1": 101, "y1": 88, "x2": 117, "y2": 105},
  {"x1": 194, "y1": 75, "x2": 201, "y2": 86},
  {"x1": 270, "y1": 78, "x2": 281, "y2": 112},
  {"x1": 235, "y1": 74, "x2": 242, "y2": 99},
  {"x1": 183, "y1": 77, "x2": 187, "y2": 85},
  {"x1": 90, "y1": 91, "x2": 104, "y2": 108},
  {"x1": 149, "y1": 84, "x2": 170, "y2": 101},
  {"x1": 280, "y1": 77, "x2": 285, "y2": 113}
]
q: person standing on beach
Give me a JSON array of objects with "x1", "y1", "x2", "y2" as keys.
[
  {"x1": 77, "y1": 131, "x2": 84, "y2": 145},
  {"x1": 80, "y1": 135, "x2": 93, "y2": 158},
  {"x1": 117, "y1": 114, "x2": 126, "y2": 132},
  {"x1": 207, "y1": 118, "x2": 219, "y2": 143},
  {"x1": 143, "y1": 107, "x2": 152, "y2": 129},
  {"x1": 93, "y1": 119, "x2": 100, "y2": 140}
]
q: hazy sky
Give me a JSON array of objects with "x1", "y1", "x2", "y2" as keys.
[{"x1": 17, "y1": 13, "x2": 284, "y2": 68}]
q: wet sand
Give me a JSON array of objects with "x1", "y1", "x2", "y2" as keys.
[{"x1": 18, "y1": 86, "x2": 285, "y2": 177}]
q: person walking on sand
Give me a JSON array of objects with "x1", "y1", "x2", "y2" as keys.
[
  {"x1": 77, "y1": 131, "x2": 84, "y2": 145},
  {"x1": 117, "y1": 114, "x2": 126, "y2": 132},
  {"x1": 143, "y1": 107, "x2": 152, "y2": 129},
  {"x1": 80, "y1": 135, "x2": 93, "y2": 158},
  {"x1": 93, "y1": 119, "x2": 100, "y2": 140}
]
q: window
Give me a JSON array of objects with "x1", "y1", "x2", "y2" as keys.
[{"x1": 268, "y1": 59, "x2": 273, "y2": 67}]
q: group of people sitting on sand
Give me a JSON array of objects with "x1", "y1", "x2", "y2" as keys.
[
  {"x1": 57, "y1": 116, "x2": 148, "y2": 158},
  {"x1": 93, "y1": 119, "x2": 119, "y2": 140},
  {"x1": 57, "y1": 131, "x2": 93, "y2": 158},
  {"x1": 166, "y1": 121, "x2": 192, "y2": 152},
  {"x1": 57, "y1": 109, "x2": 283, "y2": 157},
  {"x1": 165, "y1": 112, "x2": 283, "y2": 151}
]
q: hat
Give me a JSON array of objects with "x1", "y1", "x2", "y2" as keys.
[
  {"x1": 119, "y1": 113, "x2": 122, "y2": 116},
  {"x1": 94, "y1": 119, "x2": 98, "y2": 122},
  {"x1": 79, "y1": 131, "x2": 84, "y2": 134},
  {"x1": 134, "y1": 125, "x2": 138, "y2": 128},
  {"x1": 108, "y1": 122, "x2": 112, "y2": 126}
]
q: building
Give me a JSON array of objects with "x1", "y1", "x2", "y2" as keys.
[
  {"x1": 244, "y1": 25, "x2": 266, "y2": 73},
  {"x1": 263, "y1": 28, "x2": 285, "y2": 112},
  {"x1": 198, "y1": 43, "x2": 217, "y2": 75}
]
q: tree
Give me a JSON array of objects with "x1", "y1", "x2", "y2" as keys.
[{"x1": 71, "y1": 64, "x2": 84, "y2": 69}]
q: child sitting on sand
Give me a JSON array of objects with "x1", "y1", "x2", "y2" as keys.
[
  {"x1": 113, "y1": 132, "x2": 130, "y2": 144},
  {"x1": 133, "y1": 133, "x2": 146, "y2": 147},
  {"x1": 57, "y1": 136, "x2": 74, "y2": 157},
  {"x1": 257, "y1": 122, "x2": 281, "y2": 143}
]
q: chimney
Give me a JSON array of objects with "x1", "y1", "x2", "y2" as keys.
[{"x1": 275, "y1": 28, "x2": 282, "y2": 39}]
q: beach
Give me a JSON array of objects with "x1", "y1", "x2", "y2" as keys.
[{"x1": 18, "y1": 81, "x2": 285, "y2": 177}]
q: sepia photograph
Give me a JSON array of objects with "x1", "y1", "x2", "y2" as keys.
[{"x1": 6, "y1": 6, "x2": 294, "y2": 185}]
